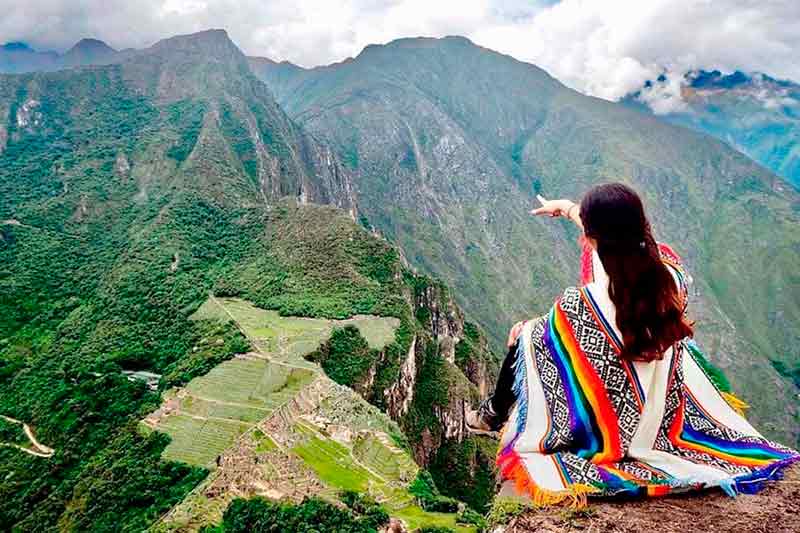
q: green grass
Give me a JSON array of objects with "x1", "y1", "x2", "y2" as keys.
[
  {"x1": 179, "y1": 396, "x2": 268, "y2": 424},
  {"x1": 288, "y1": 421, "x2": 474, "y2": 532},
  {"x1": 347, "y1": 315, "x2": 400, "y2": 350},
  {"x1": 353, "y1": 433, "x2": 417, "y2": 481},
  {"x1": 394, "y1": 505, "x2": 473, "y2": 533},
  {"x1": 291, "y1": 423, "x2": 374, "y2": 493},
  {"x1": 159, "y1": 415, "x2": 250, "y2": 466},
  {"x1": 192, "y1": 297, "x2": 399, "y2": 361},
  {"x1": 153, "y1": 358, "x2": 315, "y2": 466},
  {"x1": 183, "y1": 358, "x2": 314, "y2": 408},
  {"x1": 253, "y1": 430, "x2": 278, "y2": 453}
]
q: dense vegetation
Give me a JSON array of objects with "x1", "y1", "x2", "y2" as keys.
[
  {"x1": 0, "y1": 30, "x2": 497, "y2": 531},
  {"x1": 430, "y1": 437, "x2": 496, "y2": 513},
  {"x1": 306, "y1": 326, "x2": 377, "y2": 387},
  {"x1": 203, "y1": 493, "x2": 390, "y2": 533}
]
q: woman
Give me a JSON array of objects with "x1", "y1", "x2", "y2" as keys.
[{"x1": 467, "y1": 183, "x2": 798, "y2": 503}]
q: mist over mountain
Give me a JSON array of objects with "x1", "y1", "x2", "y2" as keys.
[
  {"x1": 251, "y1": 35, "x2": 800, "y2": 446},
  {"x1": 623, "y1": 70, "x2": 800, "y2": 189},
  {"x1": 0, "y1": 38, "x2": 133, "y2": 73}
]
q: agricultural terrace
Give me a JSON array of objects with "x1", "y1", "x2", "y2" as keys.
[{"x1": 144, "y1": 296, "x2": 399, "y2": 467}]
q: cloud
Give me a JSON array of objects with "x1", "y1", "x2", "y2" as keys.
[
  {"x1": 471, "y1": 0, "x2": 800, "y2": 102},
  {"x1": 1, "y1": 0, "x2": 798, "y2": 107}
]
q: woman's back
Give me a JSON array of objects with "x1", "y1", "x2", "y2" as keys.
[
  {"x1": 480, "y1": 183, "x2": 798, "y2": 504},
  {"x1": 497, "y1": 275, "x2": 796, "y2": 503}
]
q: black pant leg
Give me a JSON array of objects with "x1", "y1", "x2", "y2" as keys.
[{"x1": 485, "y1": 340, "x2": 519, "y2": 425}]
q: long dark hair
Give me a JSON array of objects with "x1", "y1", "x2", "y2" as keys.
[{"x1": 579, "y1": 183, "x2": 693, "y2": 361}]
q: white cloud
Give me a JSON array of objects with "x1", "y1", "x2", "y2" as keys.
[
  {"x1": 1, "y1": 0, "x2": 798, "y2": 106},
  {"x1": 471, "y1": 0, "x2": 800, "y2": 102}
]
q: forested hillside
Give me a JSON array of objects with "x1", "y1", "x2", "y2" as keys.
[{"x1": 0, "y1": 30, "x2": 494, "y2": 531}]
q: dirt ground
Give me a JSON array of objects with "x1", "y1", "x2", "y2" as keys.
[{"x1": 506, "y1": 466, "x2": 800, "y2": 533}]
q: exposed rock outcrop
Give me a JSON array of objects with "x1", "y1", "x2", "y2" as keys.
[{"x1": 384, "y1": 336, "x2": 417, "y2": 418}]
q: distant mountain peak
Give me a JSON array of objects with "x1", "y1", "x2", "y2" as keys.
[
  {"x1": 688, "y1": 69, "x2": 751, "y2": 89},
  {"x1": 149, "y1": 28, "x2": 245, "y2": 65},
  {"x1": 152, "y1": 29, "x2": 234, "y2": 50},
  {"x1": 2, "y1": 41, "x2": 32, "y2": 52},
  {"x1": 358, "y1": 34, "x2": 476, "y2": 58},
  {"x1": 67, "y1": 38, "x2": 116, "y2": 54}
]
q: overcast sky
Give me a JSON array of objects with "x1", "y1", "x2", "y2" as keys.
[{"x1": 2, "y1": 0, "x2": 799, "y2": 105}]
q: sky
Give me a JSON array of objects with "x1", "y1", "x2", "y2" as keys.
[{"x1": 2, "y1": 0, "x2": 799, "y2": 110}]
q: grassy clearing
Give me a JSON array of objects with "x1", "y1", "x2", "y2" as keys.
[
  {"x1": 292, "y1": 432, "x2": 373, "y2": 493},
  {"x1": 394, "y1": 505, "x2": 473, "y2": 532},
  {"x1": 347, "y1": 315, "x2": 400, "y2": 350},
  {"x1": 289, "y1": 421, "x2": 474, "y2": 532},
  {"x1": 191, "y1": 296, "x2": 399, "y2": 359}
]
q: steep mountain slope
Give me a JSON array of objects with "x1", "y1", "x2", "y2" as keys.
[
  {"x1": 623, "y1": 70, "x2": 800, "y2": 189},
  {"x1": 251, "y1": 35, "x2": 800, "y2": 446},
  {"x1": 0, "y1": 30, "x2": 492, "y2": 531}
]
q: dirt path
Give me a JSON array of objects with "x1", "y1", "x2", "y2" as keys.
[
  {"x1": 506, "y1": 466, "x2": 800, "y2": 533},
  {"x1": 0, "y1": 415, "x2": 55, "y2": 458}
]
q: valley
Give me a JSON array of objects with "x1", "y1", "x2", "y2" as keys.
[{"x1": 252, "y1": 36, "x2": 800, "y2": 446}]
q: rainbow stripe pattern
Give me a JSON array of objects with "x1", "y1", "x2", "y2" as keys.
[
  {"x1": 542, "y1": 302, "x2": 623, "y2": 463},
  {"x1": 669, "y1": 392, "x2": 794, "y2": 469}
]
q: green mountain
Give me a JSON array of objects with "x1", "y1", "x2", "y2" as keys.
[
  {"x1": 0, "y1": 29, "x2": 493, "y2": 531},
  {"x1": 623, "y1": 70, "x2": 800, "y2": 189},
  {"x1": 250, "y1": 35, "x2": 800, "y2": 446}
]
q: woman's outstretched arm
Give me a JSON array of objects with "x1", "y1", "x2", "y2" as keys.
[{"x1": 531, "y1": 196, "x2": 584, "y2": 231}]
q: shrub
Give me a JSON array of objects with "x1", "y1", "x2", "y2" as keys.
[
  {"x1": 408, "y1": 471, "x2": 460, "y2": 513},
  {"x1": 213, "y1": 496, "x2": 389, "y2": 532}
]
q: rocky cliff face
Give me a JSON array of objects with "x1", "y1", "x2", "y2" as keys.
[
  {"x1": 384, "y1": 336, "x2": 417, "y2": 419},
  {"x1": 401, "y1": 276, "x2": 495, "y2": 466}
]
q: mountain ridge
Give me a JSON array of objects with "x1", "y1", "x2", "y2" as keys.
[{"x1": 2, "y1": 28, "x2": 800, "y2": 531}]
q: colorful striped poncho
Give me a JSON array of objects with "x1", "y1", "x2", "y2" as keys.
[{"x1": 497, "y1": 243, "x2": 799, "y2": 505}]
